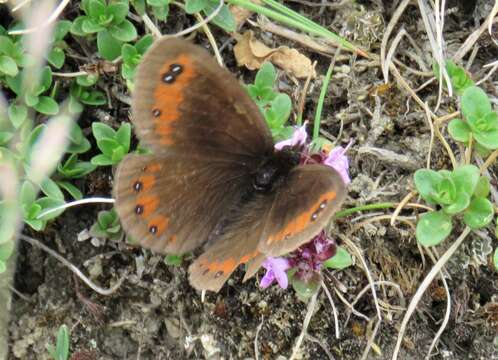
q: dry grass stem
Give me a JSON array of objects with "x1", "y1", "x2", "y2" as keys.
[
  {"x1": 20, "y1": 234, "x2": 126, "y2": 296},
  {"x1": 321, "y1": 280, "x2": 340, "y2": 339},
  {"x1": 142, "y1": 13, "x2": 162, "y2": 38},
  {"x1": 391, "y1": 227, "x2": 472, "y2": 360},
  {"x1": 381, "y1": 0, "x2": 412, "y2": 82},
  {"x1": 289, "y1": 290, "x2": 319, "y2": 360},
  {"x1": 390, "y1": 191, "x2": 416, "y2": 226},
  {"x1": 194, "y1": 13, "x2": 224, "y2": 67},
  {"x1": 8, "y1": 0, "x2": 69, "y2": 35}
]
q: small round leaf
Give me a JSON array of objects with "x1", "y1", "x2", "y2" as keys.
[
  {"x1": 463, "y1": 197, "x2": 494, "y2": 229},
  {"x1": 416, "y1": 211, "x2": 452, "y2": 247}
]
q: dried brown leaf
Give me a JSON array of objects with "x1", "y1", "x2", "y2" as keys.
[{"x1": 233, "y1": 31, "x2": 316, "y2": 79}]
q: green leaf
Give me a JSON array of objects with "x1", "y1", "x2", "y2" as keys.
[
  {"x1": 461, "y1": 86, "x2": 491, "y2": 121},
  {"x1": 54, "y1": 20, "x2": 72, "y2": 41},
  {"x1": 135, "y1": 34, "x2": 153, "y2": 54},
  {"x1": 91, "y1": 154, "x2": 114, "y2": 166},
  {"x1": 255, "y1": 62, "x2": 277, "y2": 90},
  {"x1": 92, "y1": 122, "x2": 116, "y2": 140},
  {"x1": 47, "y1": 47, "x2": 65, "y2": 69},
  {"x1": 416, "y1": 211, "x2": 452, "y2": 247},
  {"x1": 40, "y1": 177, "x2": 65, "y2": 200},
  {"x1": 57, "y1": 181, "x2": 83, "y2": 200},
  {"x1": 414, "y1": 169, "x2": 443, "y2": 204},
  {"x1": 0, "y1": 55, "x2": 18, "y2": 76},
  {"x1": 148, "y1": 0, "x2": 170, "y2": 6},
  {"x1": 451, "y1": 165, "x2": 480, "y2": 197},
  {"x1": 88, "y1": 0, "x2": 106, "y2": 18},
  {"x1": 77, "y1": 73, "x2": 98, "y2": 87},
  {"x1": 442, "y1": 191, "x2": 469, "y2": 215},
  {"x1": 24, "y1": 93, "x2": 39, "y2": 107},
  {"x1": 493, "y1": 248, "x2": 498, "y2": 271},
  {"x1": 97, "y1": 138, "x2": 120, "y2": 157},
  {"x1": 268, "y1": 94, "x2": 291, "y2": 126},
  {"x1": 463, "y1": 197, "x2": 494, "y2": 229},
  {"x1": 121, "y1": 43, "x2": 137, "y2": 63},
  {"x1": 109, "y1": 19, "x2": 137, "y2": 42},
  {"x1": 185, "y1": 0, "x2": 209, "y2": 14},
  {"x1": 474, "y1": 128, "x2": 498, "y2": 150},
  {"x1": 39, "y1": 66, "x2": 53, "y2": 93},
  {"x1": 204, "y1": 2, "x2": 236, "y2": 32},
  {"x1": 0, "y1": 241, "x2": 15, "y2": 261},
  {"x1": 97, "y1": 29, "x2": 122, "y2": 60},
  {"x1": 474, "y1": 176, "x2": 490, "y2": 198},
  {"x1": 8, "y1": 103, "x2": 28, "y2": 128},
  {"x1": 0, "y1": 131, "x2": 13, "y2": 145},
  {"x1": 116, "y1": 122, "x2": 131, "y2": 151},
  {"x1": 82, "y1": 17, "x2": 106, "y2": 33},
  {"x1": 70, "y1": 17, "x2": 87, "y2": 36},
  {"x1": 0, "y1": 36, "x2": 15, "y2": 55},
  {"x1": 33, "y1": 96, "x2": 59, "y2": 115},
  {"x1": 151, "y1": 3, "x2": 169, "y2": 20},
  {"x1": 55, "y1": 325, "x2": 70, "y2": 360},
  {"x1": 323, "y1": 246, "x2": 352, "y2": 269},
  {"x1": 20, "y1": 181, "x2": 36, "y2": 207},
  {"x1": 291, "y1": 273, "x2": 320, "y2": 300},
  {"x1": 36, "y1": 197, "x2": 66, "y2": 221},
  {"x1": 448, "y1": 119, "x2": 471, "y2": 143},
  {"x1": 107, "y1": 2, "x2": 129, "y2": 24},
  {"x1": 164, "y1": 254, "x2": 183, "y2": 266}
]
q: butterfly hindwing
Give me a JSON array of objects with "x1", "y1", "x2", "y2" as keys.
[
  {"x1": 188, "y1": 193, "x2": 273, "y2": 292},
  {"x1": 258, "y1": 164, "x2": 346, "y2": 257}
]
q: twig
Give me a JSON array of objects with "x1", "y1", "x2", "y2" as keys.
[{"x1": 19, "y1": 234, "x2": 126, "y2": 296}]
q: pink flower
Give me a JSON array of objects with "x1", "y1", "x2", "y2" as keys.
[
  {"x1": 323, "y1": 145, "x2": 351, "y2": 184},
  {"x1": 260, "y1": 257, "x2": 291, "y2": 289},
  {"x1": 274, "y1": 123, "x2": 308, "y2": 150},
  {"x1": 288, "y1": 231, "x2": 337, "y2": 282}
]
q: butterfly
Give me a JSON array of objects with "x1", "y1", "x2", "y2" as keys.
[{"x1": 113, "y1": 37, "x2": 347, "y2": 292}]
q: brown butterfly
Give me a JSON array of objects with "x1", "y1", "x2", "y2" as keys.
[{"x1": 114, "y1": 37, "x2": 346, "y2": 292}]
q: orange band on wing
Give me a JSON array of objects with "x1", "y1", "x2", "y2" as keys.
[
  {"x1": 153, "y1": 54, "x2": 196, "y2": 145},
  {"x1": 267, "y1": 191, "x2": 337, "y2": 245},
  {"x1": 136, "y1": 194, "x2": 159, "y2": 218},
  {"x1": 148, "y1": 215, "x2": 169, "y2": 236}
]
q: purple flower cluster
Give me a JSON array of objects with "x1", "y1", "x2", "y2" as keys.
[{"x1": 260, "y1": 124, "x2": 350, "y2": 289}]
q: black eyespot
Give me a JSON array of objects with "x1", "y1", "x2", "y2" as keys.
[
  {"x1": 135, "y1": 204, "x2": 143, "y2": 215},
  {"x1": 149, "y1": 225, "x2": 158, "y2": 234},
  {"x1": 320, "y1": 200, "x2": 327, "y2": 209},
  {"x1": 170, "y1": 64, "x2": 183, "y2": 74},
  {"x1": 152, "y1": 108, "x2": 161, "y2": 117},
  {"x1": 311, "y1": 213, "x2": 318, "y2": 221},
  {"x1": 133, "y1": 181, "x2": 143, "y2": 192},
  {"x1": 162, "y1": 73, "x2": 175, "y2": 83},
  {"x1": 215, "y1": 271, "x2": 223, "y2": 278}
]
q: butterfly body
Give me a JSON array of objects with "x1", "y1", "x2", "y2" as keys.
[{"x1": 114, "y1": 37, "x2": 346, "y2": 292}]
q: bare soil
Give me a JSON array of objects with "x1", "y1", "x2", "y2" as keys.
[{"x1": 6, "y1": 0, "x2": 498, "y2": 359}]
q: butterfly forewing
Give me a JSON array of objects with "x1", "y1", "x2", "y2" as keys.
[
  {"x1": 132, "y1": 37, "x2": 273, "y2": 159},
  {"x1": 258, "y1": 164, "x2": 346, "y2": 257},
  {"x1": 114, "y1": 153, "x2": 254, "y2": 254}
]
